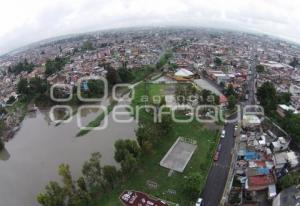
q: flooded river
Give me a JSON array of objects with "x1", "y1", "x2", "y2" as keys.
[{"x1": 0, "y1": 100, "x2": 137, "y2": 206}]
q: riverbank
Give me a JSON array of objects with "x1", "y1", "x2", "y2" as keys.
[
  {"x1": 1, "y1": 99, "x2": 29, "y2": 141},
  {"x1": 76, "y1": 100, "x2": 118, "y2": 137}
]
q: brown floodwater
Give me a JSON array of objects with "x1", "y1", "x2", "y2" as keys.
[{"x1": 0, "y1": 99, "x2": 136, "y2": 206}]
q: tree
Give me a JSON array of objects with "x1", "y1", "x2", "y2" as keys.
[
  {"x1": 0, "y1": 138, "x2": 4, "y2": 151},
  {"x1": 0, "y1": 120, "x2": 5, "y2": 137},
  {"x1": 102, "y1": 165, "x2": 118, "y2": 190},
  {"x1": 77, "y1": 177, "x2": 88, "y2": 192},
  {"x1": 281, "y1": 114, "x2": 300, "y2": 144},
  {"x1": 6, "y1": 96, "x2": 16, "y2": 104},
  {"x1": 114, "y1": 139, "x2": 140, "y2": 163},
  {"x1": 257, "y1": 81, "x2": 277, "y2": 114},
  {"x1": 81, "y1": 79, "x2": 105, "y2": 99},
  {"x1": 114, "y1": 139, "x2": 140, "y2": 176},
  {"x1": 228, "y1": 95, "x2": 237, "y2": 110},
  {"x1": 45, "y1": 57, "x2": 67, "y2": 76},
  {"x1": 82, "y1": 152, "x2": 103, "y2": 188},
  {"x1": 156, "y1": 50, "x2": 172, "y2": 69},
  {"x1": 67, "y1": 190, "x2": 91, "y2": 206},
  {"x1": 289, "y1": 57, "x2": 299, "y2": 68},
  {"x1": 278, "y1": 171, "x2": 300, "y2": 191},
  {"x1": 81, "y1": 41, "x2": 94, "y2": 51},
  {"x1": 17, "y1": 78, "x2": 29, "y2": 95},
  {"x1": 118, "y1": 67, "x2": 133, "y2": 83},
  {"x1": 58, "y1": 163, "x2": 75, "y2": 194},
  {"x1": 120, "y1": 153, "x2": 138, "y2": 175},
  {"x1": 157, "y1": 114, "x2": 172, "y2": 136},
  {"x1": 160, "y1": 96, "x2": 167, "y2": 106},
  {"x1": 17, "y1": 77, "x2": 48, "y2": 99},
  {"x1": 136, "y1": 123, "x2": 155, "y2": 154},
  {"x1": 225, "y1": 84, "x2": 236, "y2": 97},
  {"x1": 183, "y1": 173, "x2": 202, "y2": 200},
  {"x1": 213, "y1": 94, "x2": 220, "y2": 105},
  {"x1": 219, "y1": 81, "x2": 225, "y2": 88},
  {"x1": 37, "y1": 181, "x2": 66, "y2": 206},
  {"x1": 201, "y1": 89, "x2": 212, "y2": 104},
  {"x1": 277, "y1": 92, "x2": 291, "y2": 104},
  {"x1": 175, "y1": 84, "x2": 190, "y2": 105},
  {"x1": 29, "y1": 76, "x2": 48, "y2": 94},
  {"x1": 8, "y1": 59, "x2": 34, "y2": 74},
  {"x1": 175, "y1": 84, "x2": 185, "y2": 105},
  {"x1": 106, "y1": 66, "x2": 120, "y2": 85},
  {"x1": 170, "y1": 63, "x2": 178, "y2": 70},
  {"x1": 256, "y1": 64, "x2": 265, "y2": 73},
  {"x1": 214, "y1": 57, "x2": 222, "y2": 66}
]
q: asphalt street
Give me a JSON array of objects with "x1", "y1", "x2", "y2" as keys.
[
  {"x1": 201, "y1": 51, "x2": 257, "y2": 206},
  {"x1": 201, "y1": 120, "x2": 236, "y2": 206}
]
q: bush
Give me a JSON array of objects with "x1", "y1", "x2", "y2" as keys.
[
  {"x1": 183, "y1": 173, "x2": 203, "y2": 200},
  {"x1": 0, "y1": 139, "x2": 4, "y2": 151},
  {"x1": 278, "y1": 171, "x2": 300, "y2": 191},
  {"x1": 256, "y1": 64, "x2": 265, "y2": 73},
  {"x1": 6, "y1": 96, "x2": 16, "y2": 104}
]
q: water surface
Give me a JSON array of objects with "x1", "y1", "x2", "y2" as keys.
[{"x1": 0, "y1": 101, "x2": 136, "y2": 206}]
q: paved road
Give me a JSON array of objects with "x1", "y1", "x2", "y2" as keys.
[
  {"x1": 199, "y1": 74, "x2": 236, "y2": 206},
  {"x1": 201, "y1": 50, "x2": 257, "y2": 206},
  {"x1": 202, "y1": 123, "x2": 234, "y2": 206},
  {"x1": 248, "y1": 52, "x2": 257, "y2": 105},
  {"x1": 201, "y1": 118, "x2": 236, "y2": 206}
]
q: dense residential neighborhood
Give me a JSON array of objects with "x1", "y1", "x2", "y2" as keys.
[{"x1": 0, "y1": 28, "x2": 299, "y2": 206}]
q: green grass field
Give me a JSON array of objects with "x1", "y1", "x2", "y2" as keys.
[
  {"x1": 95, "y1": 82, "x2": 219, "y2": 206},
  {"x1": 132, "y1": 82, "x2": 168, "y2": 107},
  {"x1": 130, "y1": 66, "x2": 156, "y2": 83}
]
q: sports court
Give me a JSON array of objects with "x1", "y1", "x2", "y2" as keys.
[{"x1": 160, "y1": 137, "x2": 197, "y2": 172}]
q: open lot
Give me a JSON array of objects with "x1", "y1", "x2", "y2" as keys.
[{"x1": 194, "y1": 79, "x2": 222, "y2": 96}]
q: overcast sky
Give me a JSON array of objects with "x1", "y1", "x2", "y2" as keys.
[{"x1": 0, "y1": 0, "x2": 299, "y2": 55}]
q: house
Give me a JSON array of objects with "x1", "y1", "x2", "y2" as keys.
[
  {"x1": 277, "y1": 104, "x2": 299, "y2": 117},
  {"x1": 290, "y1": 96, "x2": 300, "y2": 111},
  {"x1": 273, "y1": 151, "x2": 299, "y2": 172},
  {"x1": 245, "y1": 174, "x2": 276, "y2": 191},
  {"x1": 219, "y1": 95, "x2": 228, "y2": 105},
  {"x1": 214, "y1": 73, "x2": 230, "y2": 84},
  {"x1": 268, "y1": 184, "x2": 277, "y2": 199},
  {"x1": 271, "y1": 137, "x2": 290, "y2": 152},
  {"x1": 242, "y1": 115, "x2": 261, "y2": 128},
  {"x1": 174, "y1": 68, "x2": 194, "y2": 79},
  {"x1": 289, "y1": 84, "x2": 300, "y2": 96}
]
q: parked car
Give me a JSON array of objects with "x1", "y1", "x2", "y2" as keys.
[
  {"x1": 213, "y1": 151, "x2": 220, "y2": 161},
  {"x1": 221, "y1": 129, "x2": 226, "y2": 138},
  {"x1": 218, "y1": 144, "x2": 222, "y2": 152},
  {"x1": 234, "y1": 125, "x2": 239, "y2": 137},
  {"x1": 195, "y1": 198, "x2": 203, "y2": 206},
  {"x1": 234, "y1": 125, "x2": 238, "y2": 131}
]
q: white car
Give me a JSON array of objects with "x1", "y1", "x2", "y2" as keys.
[
  {"x1": 221, "y1": 129, "x2": 226, "y2": 138},
  {"x1": 195, "y1": 198, "x2": 203, "y2": 206}
]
